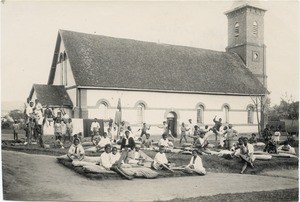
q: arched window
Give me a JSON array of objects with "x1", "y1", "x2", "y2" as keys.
[
  {"x1": 253, "y1": 21, "x2": 258, "y2": 36},
  {"x1": 137, "y1": 103, "x2": 145, "y2": 124},
  {"x1": 99, "y1": 102, "x2": 108, "y2": 119},
  {"x1": 223, "y1": 105, "x2": 230, "y2": 123},
  {"x1": 235, "y1": 22, "x2": 240, "y2": 37},
  {"x1": 197, "y1": 105, "x2": 204, "y2": 124},
  {"x1": 247, "y1": 106, "x2": 254, "y2": 124}
]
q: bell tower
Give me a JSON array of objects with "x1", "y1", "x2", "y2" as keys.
[{"x1": 225, "y1": 1, "x2": 267, "y2": 88}]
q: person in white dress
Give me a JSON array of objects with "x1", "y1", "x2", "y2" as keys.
[{"x1": 184, "y1": 150, "x2": 206, "y2": 175}]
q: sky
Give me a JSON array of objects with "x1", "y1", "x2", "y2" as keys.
[{"x1": 1, "y1": 0, "x2": 299, "y2": 106}]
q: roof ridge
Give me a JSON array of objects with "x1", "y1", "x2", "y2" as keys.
[{"x1": 59, "y1": 29, "x2": 227, "y2": 54}]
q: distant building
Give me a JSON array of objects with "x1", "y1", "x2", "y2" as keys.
[{"x1": 29, "y1": 1, "x2": 268, "y2": 136}]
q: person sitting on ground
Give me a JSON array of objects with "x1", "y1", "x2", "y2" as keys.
[
  {"x1": 158, "y1": 121, "x2": 175, "y2": 141},
  {"x1": 151, "y1": 146, "x2": 173, "y2": 171},
  {"x1": 55, "y1": 135, "x2": 65, "y2": 149},
  {"x1": 195, "y1": 131, "x2": 210, "y2": 154},
  {"x1": 248, "y1": 133, "x2": 258, "y2": 144},
  {"x1": 184, "y1": 150, "x2": 206, "y2": 175},
  {"x1": 67, "y1": 138, "x2": 85, "y2": 161},
  {"x1": 111, "y1": 146, "x2": 121, "y2": 165},
  {"x1": 231, "y1": 137, "x2": 244, "y2": 157},
  {"x1": 127, "y1": 126, "x2": 135, "y2": 139},
  {"x1": 263, "y1": 138, "x2": 277, "y2": 154},
  {"x1": 96, "y1": 132, "x2": 111, "y2": 151},
  {"x1": 99, "y1": 144, "x2": 113, "y2": 170},
  {"x1": 127, "y1": 145, "x2": 145, "y2": 165},
  {"x1": 188, "y1": 125, "x2": 200, "y2": 144},
  {"x1": 117, "y1": 130, "x2": 136, "y2": 167},
  {"x1": 142, "y1": 133, "x2": 153, "y2": 148},
  {"x1": 158, "y1": 133, "x2": 174, "y2": 148},
  {"x1": 277, "y1": 141, "x2": 296, "y2": 155},
  {"x1": 179, "y1": 122, "x2": 189, "y2": 144},
  {"x1": 12, "y1": 120, "x2": 19, "y2": 141},
  {"x1": 239, "y1": 137, "x2": 254, "y2": 174}
]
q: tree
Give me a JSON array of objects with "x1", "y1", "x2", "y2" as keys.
[
  {"x1": 250, "y1": 95, "x2": 270, "y2": 138},
  {"x1": 8, "y1": 109, "x2": 25, "y2": 123}
]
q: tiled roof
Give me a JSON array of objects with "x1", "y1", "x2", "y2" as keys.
[
  {"x1": 29, "y1": 84, "x2": 73, "y2": 107},
  {"x1": 49, "y1": 30, "x2": 267, "y2": 95}
]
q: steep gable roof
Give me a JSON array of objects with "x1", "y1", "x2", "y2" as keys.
[
  {"x1": 49, "y1": 30, "x2": 267, "y2": 95},
  {"x1": 29, "y1": 84, "x2": 73, "y2": 107}
]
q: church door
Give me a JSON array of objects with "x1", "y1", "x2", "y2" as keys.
[{"x1": 167, "y1": 112, "x2": 177, "y2": 138}]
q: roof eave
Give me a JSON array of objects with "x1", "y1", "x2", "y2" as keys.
[{"x1": 77, "y1": 85, "x2": 267, "y2": 96}]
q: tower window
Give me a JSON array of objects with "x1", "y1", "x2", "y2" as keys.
[
  {"x1": 253, "y1": 21, "x2": 258, "y2": 36},
  {"x1": 235, "y1": 22, "x2": 239, "y2": 37}
]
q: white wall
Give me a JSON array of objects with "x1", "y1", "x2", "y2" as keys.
[
  {"x1": 85, "y1": 89, "x2": 260, "y2": 134},
  {"x1": 52, "y1": 41, "x2": 76, "y2": 87}
]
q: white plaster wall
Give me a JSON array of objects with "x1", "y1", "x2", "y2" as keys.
[
  {"x1": 52, "y1": 41, "x2": 76, "y2": 87},
  {"x1": 67, "y1": 88, "x2": 76, "y2": 108},
  {"x1": 85, "y1": 89, "x2": 260, "y2": 134}
]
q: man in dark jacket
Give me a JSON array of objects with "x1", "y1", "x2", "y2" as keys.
[{"x1": 118, "y1": 130, "x2": 136, "y2": 167}]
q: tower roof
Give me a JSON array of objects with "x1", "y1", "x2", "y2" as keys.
[{"x1": 225, "y1": 0, "x2": 266, "y2": 14}]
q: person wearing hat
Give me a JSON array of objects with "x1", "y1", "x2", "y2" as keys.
[
  {"x1": 239, "y1": 137, "x2": 254, "y2": 174},
  {"x1": 184, "y1": 150, "x2": 206, "y2": 175},
  {"x1": 67, "y1": 138, "x2": 85, "y2": 161}
]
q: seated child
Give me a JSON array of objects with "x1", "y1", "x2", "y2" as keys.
[
  {"x1": 151, "y1": 146, "x2": 174, "y2": 171},
  {"x1": 55, "y1": 135, "x2": 65, "y2": 149},
  {"x1": 277, "y1": 141, "x2": 296, "y2": 155},
  {"x1": 92, "y1": 133, "x2": 101, "y2": 146},
  {"x1": 67, "y1": 138, "x2": 85, "y2": 161},
  {"x1": 96, "y1": 132, "x2": 111, "y2": 151},
  {"x1": 158, "y1": 134, "x2": 174, "y2": 148},
  {"x1": 99, "y1": 144, "x2": 113, "y2": 170},
  {"x1": 195, "y1": 131, "x2": 210, "y2": 154},
  {"x1": 263, "y1": 139, "x2": 277, "y2": 154},
  {"x1": 184, "y1": 150, "x2": 206, "y2": 175},
  {"x1": 111, "y1": 146, "x2": 121, "y2": 165},
  {"x1": 142, "y1": 133, "x2": 152, "y2": 149},
  {"x1": 127, "y1": 145, "x2": 145, "y2": 165},
  {"x1": 248, "y1": 133, "x2": 257, "y2": 144}
]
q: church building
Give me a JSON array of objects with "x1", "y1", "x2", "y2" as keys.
[{"x1": 29, "y1": 1, "x2": 268, "y2": 136}]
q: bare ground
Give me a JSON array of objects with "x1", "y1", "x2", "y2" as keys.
[{"x1": 2, "y1": 150, "x2": 298, "y2": 201}]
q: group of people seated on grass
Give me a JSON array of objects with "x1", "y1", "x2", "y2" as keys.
[{"x1": 67, "y1": 131, "x2": 207, "y2": 175}]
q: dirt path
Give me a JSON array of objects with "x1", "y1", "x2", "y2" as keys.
[{"x1": 2, "y1": 150, "x2": 298, "y2": 201}]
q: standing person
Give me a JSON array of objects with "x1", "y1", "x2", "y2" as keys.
[
  {"x1": 66, "y1": 118, "x2": 73, "y2": 142},
  {"x1": 67, "y1": 138, "x2": 85, "y2": 161},
  {"x1": 274, "y1": 128, "x2": 281, "y2": 145},
  {"x1": 90, "y1": 118, "x2": 100, "y2": 142},
  {"x1": 223, "y1": 124, "x2": 238, "y2": 150},
  {"x1": 138, "y1": 123, "x2": 151, "y2": 138},
  {"x1": 12, "y1": 121, "x2": 19, "y2": 141},
  {"x1": 44, "y1": 105, "x2": 53, "y2": 127},
  {"x1": 239, "y1": 137, "x2": 254, "y2": 174},
  {"x1": 61, "y1": 120, "x2": 67, "y2": 144},
  {"x1": 262, "y1": 124, "x2": 272, "y2": 143},
  {"x1": 24, "y1": 98, "x2": 31, "y2": 110},
  {"x1": 179, "y1": 122, "x2": 188, "y2": 144},
  {"x1": 54, "y1": 119, "x2": 62, "y2": 142},
  {"x1": 186, "y1": 119, "x2": 194, "y2": 137},
  {"x1": 25, "y1": 102, "x2": 34, "y2": 124},
  {"x1": 35, "y1": 114, "x2": 45, "y2": 148},
  {"x1": 184, "y1": 150, "x2": 206, "y2": 175},
  {"x1": 33, "y1": 99, "x2": 43, "y2": 116},
  {"x1": 212, "y1": 116, "x2": 222, "y2": 142}
]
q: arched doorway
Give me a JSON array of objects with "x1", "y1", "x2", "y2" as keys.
[{"x1": 167, "y1": 112, "x2": 177, "y2": 138}]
